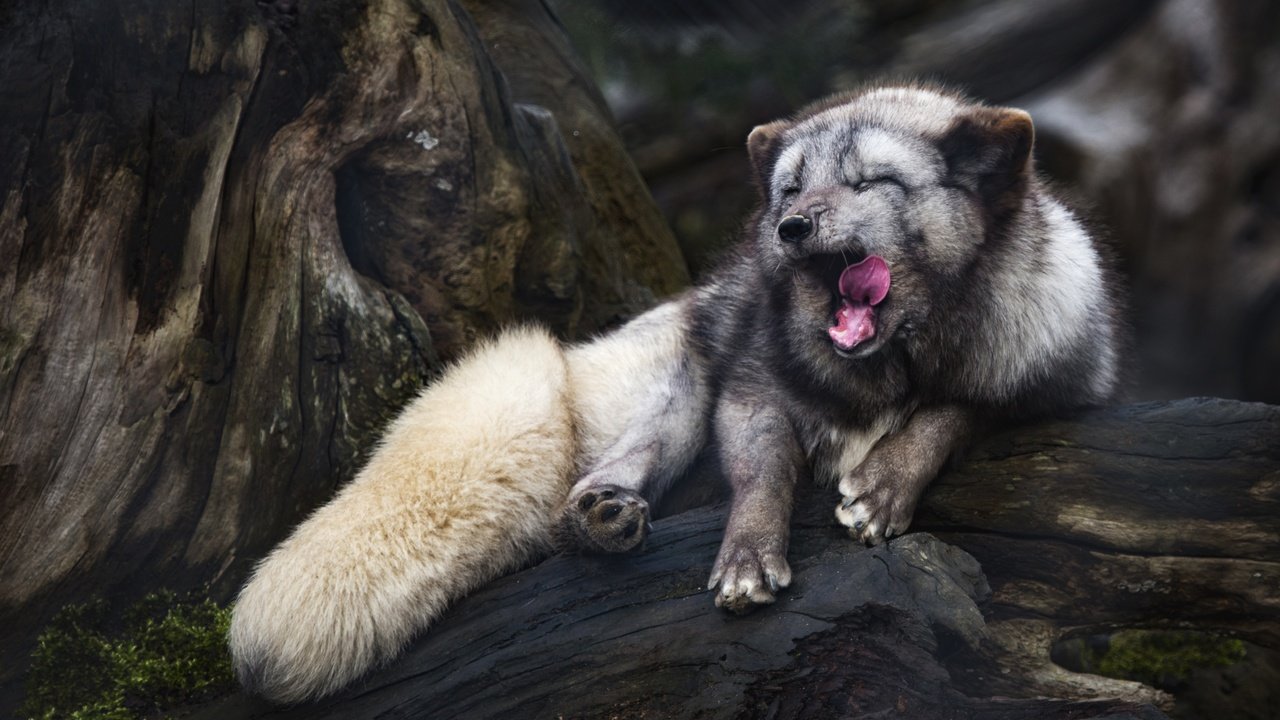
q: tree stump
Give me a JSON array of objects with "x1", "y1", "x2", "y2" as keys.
[{"x1": 0, "y1": 0, "x2": 687, "y2": 708}]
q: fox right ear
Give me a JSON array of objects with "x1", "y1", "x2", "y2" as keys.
[{"x1": 746, "y1": 121, "x2": 791, "y2": 186}]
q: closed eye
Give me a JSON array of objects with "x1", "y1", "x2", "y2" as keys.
[{"x1": 854, "y1": 176, "x2": 904, "y2": 192}]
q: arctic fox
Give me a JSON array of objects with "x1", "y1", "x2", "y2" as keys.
[{"x1": 229, "y1": 84, "x2": 1123, "y2": 703}]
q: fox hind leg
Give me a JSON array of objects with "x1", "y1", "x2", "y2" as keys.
[{"x1": 558, "y1": 298, "x2": 710, "y2": 553}]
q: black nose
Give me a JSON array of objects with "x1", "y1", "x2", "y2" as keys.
[{"x1": 777, "y1": 214, "x2": 813, "y2": 243}]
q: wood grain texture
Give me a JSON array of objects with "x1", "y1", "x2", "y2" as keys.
[
  {"x1": 196, "y1": 398, "x2": 1276, "y2": 719},
  {"x1": 0, "y1": 0, "x2": 688, "y2": 709}
]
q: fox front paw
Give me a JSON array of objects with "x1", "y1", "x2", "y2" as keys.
[
  {"x1": 707, "y1": 537, "x2": 791, "y2": 614},
  {"x1": 555, "y1": 484, "x2": 652, "y2": 554},
  {"x1": 835, "y1": 466, "x2": 921, "y2": 545}
]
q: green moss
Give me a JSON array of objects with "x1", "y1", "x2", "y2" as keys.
[
  {"x1": 20, "y1": 591, "x2": 235, "y2": 720},
  {"x1": 1087, "y1": 630, "x2": 1247, "y2": 689},
  {"x1": 0, "y1": 327, "x2": 32, "y2": 376}
]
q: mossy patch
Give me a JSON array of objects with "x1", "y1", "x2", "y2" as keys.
[
  {"x1": 20, "y1": 591, "x2": 235, "y2": 720},
  {"x1": 1070, "y1": 629, "x2": 1248, "y2": 690}
]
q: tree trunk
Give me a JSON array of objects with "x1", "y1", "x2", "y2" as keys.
[
  {"x1": 195, "y1": 398, "x2": 1279, "y2": 720},
  {"x1": 0, "y1": 0, "x2": 687, "y2": 707}
]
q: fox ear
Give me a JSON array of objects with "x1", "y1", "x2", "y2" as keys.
[
  {"x1": 746, "y1": 120, "x2": 791, "y2": 186},
  {"x1": 940, "y1": 106, "x2": 1034, "y2": 199}
]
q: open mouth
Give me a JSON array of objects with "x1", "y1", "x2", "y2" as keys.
[{"x1": 806, "y1": 253, "x2": 891, "y2": 353}]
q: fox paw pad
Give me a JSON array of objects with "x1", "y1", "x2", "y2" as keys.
[{"x1": 556, "y1": 484, "x2": 651, "y2": 554}]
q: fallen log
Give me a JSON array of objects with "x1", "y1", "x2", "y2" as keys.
[{"x1": 197, "y1": 397, "x2": 1278, "y2": 719}]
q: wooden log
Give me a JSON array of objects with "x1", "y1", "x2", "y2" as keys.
[
  {"x1": 196, "y1": 398, "x2": 1277, "y2": 719},
  {"x1": 920, "y1": 398, "x2": 1280, "y2": 706}
]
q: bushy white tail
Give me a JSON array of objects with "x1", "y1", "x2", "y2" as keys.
[{"x1": 228, "y1": 327, "x2": 575, "y2": 704}]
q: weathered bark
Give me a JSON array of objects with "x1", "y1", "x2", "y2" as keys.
[
  {"x1": 460, "y1": 0, "x2": 690, "y2": 325},
  {"x1": 195, "y1": 398, "x2": 1278, "y2": 719},
  {"x1": 917, "y1": 398, "x2": 1280, "y2": 706},
  {"x1": 0, "y1": 0, "x2": 687, "y2": 707}
]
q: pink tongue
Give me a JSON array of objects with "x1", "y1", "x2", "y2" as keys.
[
  {"x1": 828, "y1": 256, "x2": 891, "y2": 351},
  {"x1": 837, "y1": 255, "x2": 891, "y2": 305}
]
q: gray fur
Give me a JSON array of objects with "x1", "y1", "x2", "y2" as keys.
[
  {"x1": 556, "y1": 298, "x2": 709, "y2": 553},
  {"x1": 558, "y1": 83, "x2": 1124, "y2": 612}
]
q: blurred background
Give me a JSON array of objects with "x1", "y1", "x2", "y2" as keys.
[{"x1": 549, "y1": 0, "x2": 1280, "y2": 404}]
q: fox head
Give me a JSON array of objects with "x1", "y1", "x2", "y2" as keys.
[{"x1": 745, "y1": 84, "x2": 1038, "y2": 367}]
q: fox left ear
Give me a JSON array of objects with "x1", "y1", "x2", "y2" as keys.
[
  {"x1": 940, "y1": 106, "x2": 1034, "y2": 200},
  {"x1": 746, "y1": 120, "x2": 791, "y2": 187}
]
